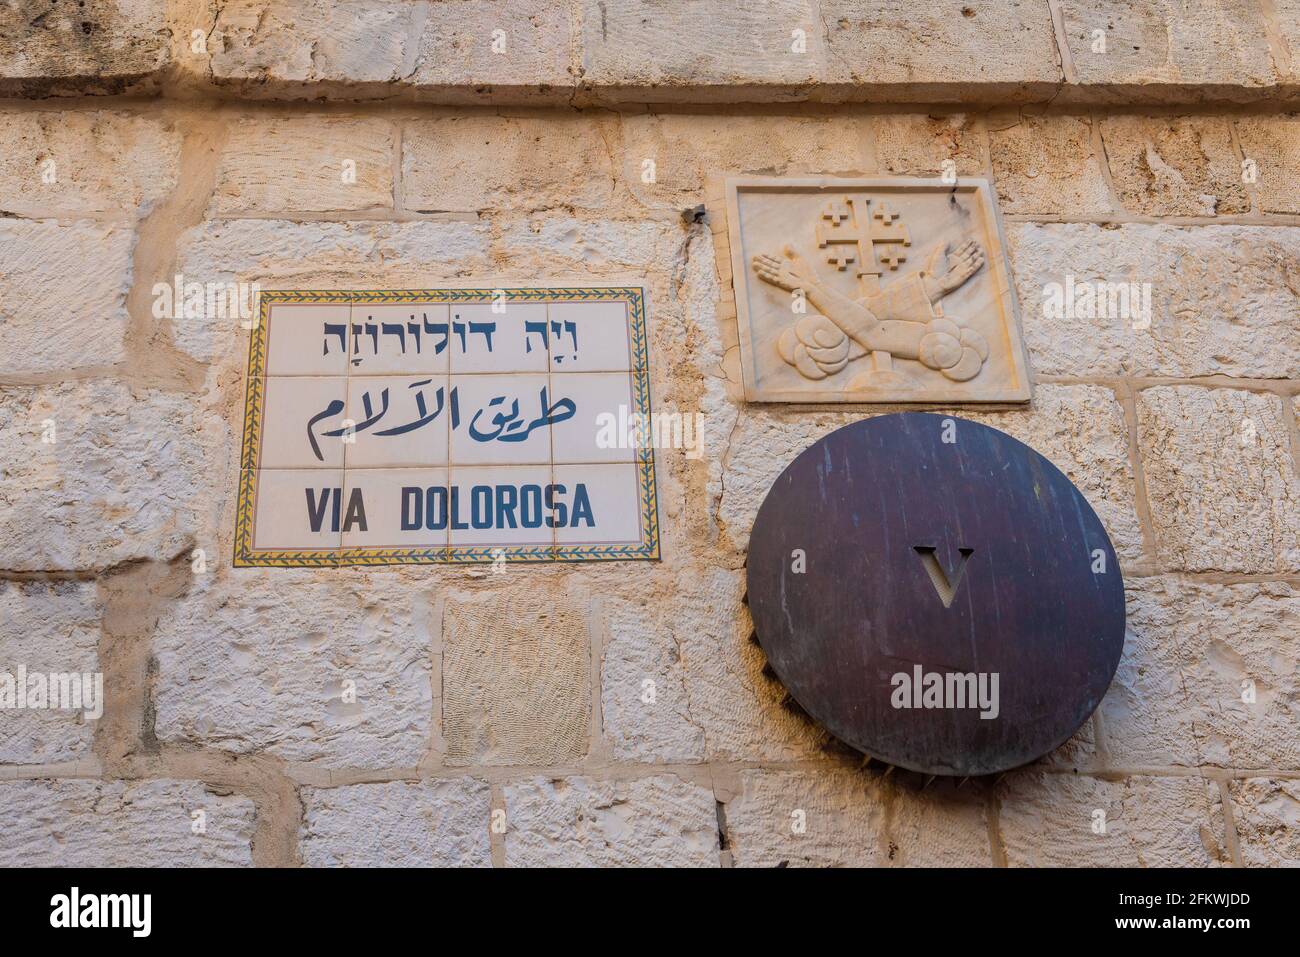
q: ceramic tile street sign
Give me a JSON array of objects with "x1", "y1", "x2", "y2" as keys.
[
  {"x1": 726, "y1": 176, "x2": 1032, "y2": 403},
  {"x1": 746, "y1": 413, "x2": 1126, "y2": 776},
  {"x1": 233, "y1": 287, "x2": 659, "y2": 567}
]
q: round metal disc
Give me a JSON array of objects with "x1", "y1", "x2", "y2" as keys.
[{"x1": 746, "y1": 412, "x2": 1126, "y2": 776}]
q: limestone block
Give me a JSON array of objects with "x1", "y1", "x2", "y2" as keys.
[
  {"x1": 601, "y1": 592, "x2": 705, "y2": 763},
  {"x1": 0, "y1": 779, "x2": 255, "y2": 866},
  {"x1": 620, "y1": 114, "x2": 871, "y2": 208},
  {"x1": 300, "y1": 779, "x2": 491, "y2": 866},
  {"x1": 581, "y1": 0, "x2": 824, "y2": 89},
  {"x1": 213, "y1": 118, "x2": 395, "y2": 214},
  {"x1": 872, "y1": 114, "x2": 985, "y2": 177},
  {"x1": 725, "y1": 769, "x2": 992, "y2": 867},
  {"x1": 1058, "y1": 0, "x2": 1279, "y2": 91},
  {"x1": 989, "y1": 115, "x2": 1111, "y2": 216},
  {"x1": 0, "y1": 380, "x2": 219, "y2": 570},
  {"x1": 725, "y1": 768, "x2": 881, "y2": 866},
  {"x1": 1105, "y1": 579, "x2": 1299, "y2": 768},
  {"x1": 998, "y1": 771, "x2": 1227, "y2": 866},
  {"x1": 207, "y1": 0, "x2": 573, "y2": 92},
  {"x1": 0, "y1": 0, "x2": 169, "y2": 95},
  {"x1": 822, "y1": 0, "x2": 1061, "y2": 89},
  {"x1": 1235, "y1": 117, "x2": 1300, "y2": 214},
  {"x1": 1135, "y1": 387, "x2": 1300, "y2": 573},
  {"x1": 503, "y1": 775, "x2": 718, "y2": 866},
  {"x1": 0, "y1": 220, "x2": 133, "y2": 374},
  {"x1": 1228, "y1": 778, "x2": 1300, "y2": 867},
  {"x1": 153, "y1": 569, "x2": 434, "y2": 769},
  {"x1": 442, "y1": 592, "x2": 590, "y2": 766},
  {"x1": 0, "y1": 580, "x2": 103, "y2": 765},
  {"x1": 402, "y1": 115, "x2": 616, "y2": 212},
  {"x1": 171, "y1": 218, "x2": 491, "y2": 364},
  {"x1": 409, "y1": 0, "x2": 573, "y2": 89},
  {"x1": 0, "y1": 111, "x2": 180, "y2": 217},
  {"x1": 209, "y1": 0, "x2": 416, "y2": 85},
  {"x1": 1100, "y1": 116, "x2": 1249, "y2": 216},
  {"x1": 602, "y1": 566, "x2": 823, "y2": 763},
  {"x1": 1007, "y1": 223, "x2": 1300, "y2": 379},
  {"x1": 495, "y1": 216, "x2": 684, "y2": 273}
]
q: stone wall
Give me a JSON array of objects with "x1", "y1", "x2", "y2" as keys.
[{"x1": 0, "y1": 2, "x2": 1298, "y2": 867}]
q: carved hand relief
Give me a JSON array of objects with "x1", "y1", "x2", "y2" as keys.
[{"x1": 725, "y1": 178, "x2": 1031, "y2": 403}]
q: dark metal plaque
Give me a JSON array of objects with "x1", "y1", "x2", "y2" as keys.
[{"x1": 746, "y1": 412, "x2": 1126, "y2": 776}]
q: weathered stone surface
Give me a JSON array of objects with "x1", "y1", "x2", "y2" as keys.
[
  {"x1": 0, "y1": 220, "x2": 133, "y2": 374},
  {"x1": 989, "y1": 115, "x2": 1111, "y2": 215},
  {"x1": 622, "y1": 113, "x2": 870, "y2": 207},
  {"x1": 503, "y1": 775, "x2": 718, "y2": 866},
  {"x1": 209, "y1": 0, "x2": 416, "y2": 86},
  {"x1": 873, "y1": 113, "x2": 985, "y2": 177},
  {"x1": 0, "y1": 0, "x2": 169, "y2": 94},
  {"x1": 154, "y1": 570, "x2": 433, "y2": 769},
  {"x1": 443, "y1": 592, "x2": 589, "y2": 766},
  {"x1": 171, "y1": 218, "x2": 491, "y2": 364},
  {"x1": 1059, "y1": 0, "x2": 1279, "y2": 91},
  {"x1": 1100, "y1": 116, "x2": 1249, "y2": 216},
  {"x1": 0, "y1": 580, "x2": 102, "y2": 765},
  {"x1": 0, "y1": 111, "x2": 180, "y2": 216},
  {"x1": 0, "y1": 380, "x2": 218, "y2": 570},
  {"x1": 1007, "y1": 223, "x2": 1300, "y2": 379},
  {"x1": 581, "y1": 0, "x2": 824, "y2": 89},
  {"x1": 403, "y1": 115, "x2": 616, "y2": 212},
  {"x1": 601, "y1": 591, "x2": 704, "y2": 763},
  {"x1": 1105, "y1": 579, "x2": 1300, "y2": 768},
  {"x1": 208, "y1": 0, "x2": 572, "y2": 92},
  {"x1": 602, "y1": 566, "x2": 822, "y2": 763},
  {"x1": 823, "y1": 0, "x2": 1061, "y2": 89},
  {"x1": 1229, "y1": 778, "x2": 1300, "y2": 867},
  {"x1": 410, "y1": 0, "x2": 573, "y2": 88},
  {"x1": 300, "y1": 779, "x2": 491, "y2": 866},
  {"x1": 998, "y1": 772, "x2": 1227, "y2": 866},
  {"x1": 213, "y1": 118, "x2": 395, "y2": 214},
  {"x1": 1235, "y1": 116, "x2": 1300, "y2": 214},
  {"x1": 726, "y1": 769, "x2": 992, "y2": 867},
  {"x1": 0, "y1": 779, "x2": 255, "y2": 866},
  {"x1": 715, "y1": 386, "x2": 1143, "y2": 563},
  {"x1": 1135, "y1": 387, "x2": 1300, "y2": 573},
  {"x1": 496, "y1": 216, "x2": 683, "y2": 273}
]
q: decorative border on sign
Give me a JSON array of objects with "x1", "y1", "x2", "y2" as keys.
[{"x1": 233, "y1": 288, "x2": 660, "y2": 567}]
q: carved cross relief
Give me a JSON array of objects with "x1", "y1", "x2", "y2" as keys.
[{"x1": 724, "y1": 177, "x2": 1031, "y2": 403}]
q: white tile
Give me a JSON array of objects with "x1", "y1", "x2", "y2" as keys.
[
  {"x1": 259, "y1": 377, "x2": 349, "y2": 468},
  {"x1": 250, "y1": 468, "x2": 344, "y2": 551},
  {"x1": 265, "y1": 303, "x2": 351, "y2": 376},
  {"x1": 447, "y1": 465, "x2": 555, "y2": 547},
  {"x1": 449, "y1": 373, "x2": 553, "y2": 466},
  {"x1": 345, "y1": 375, "x2": 450, "y2": 468},
  {"x1": 341, "y1": 468, "x2": 450, "y2": 549},
  {"x1": 548, "y1": 371, "x2": 637, "y2": 464},
  {"x1": 546, "y1": 300, "x2": 633, "y2": 372},
  {"x1": 448, "y1": 302, "x2": 549, "y2": 374},
  {"x1": 552, "y1": 463, "x2": 646, "y2": 546},
  {"x1": 348, "y1": 302, "x2": 450, "y2": 375}
]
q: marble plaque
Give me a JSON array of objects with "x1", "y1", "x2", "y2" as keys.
[
  {"x1": 726, "y1": 177, "x2": 1031, "y2": 403},
  {"x1": 233, "y1": 287, "x2": 660, "y2": 567}
]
